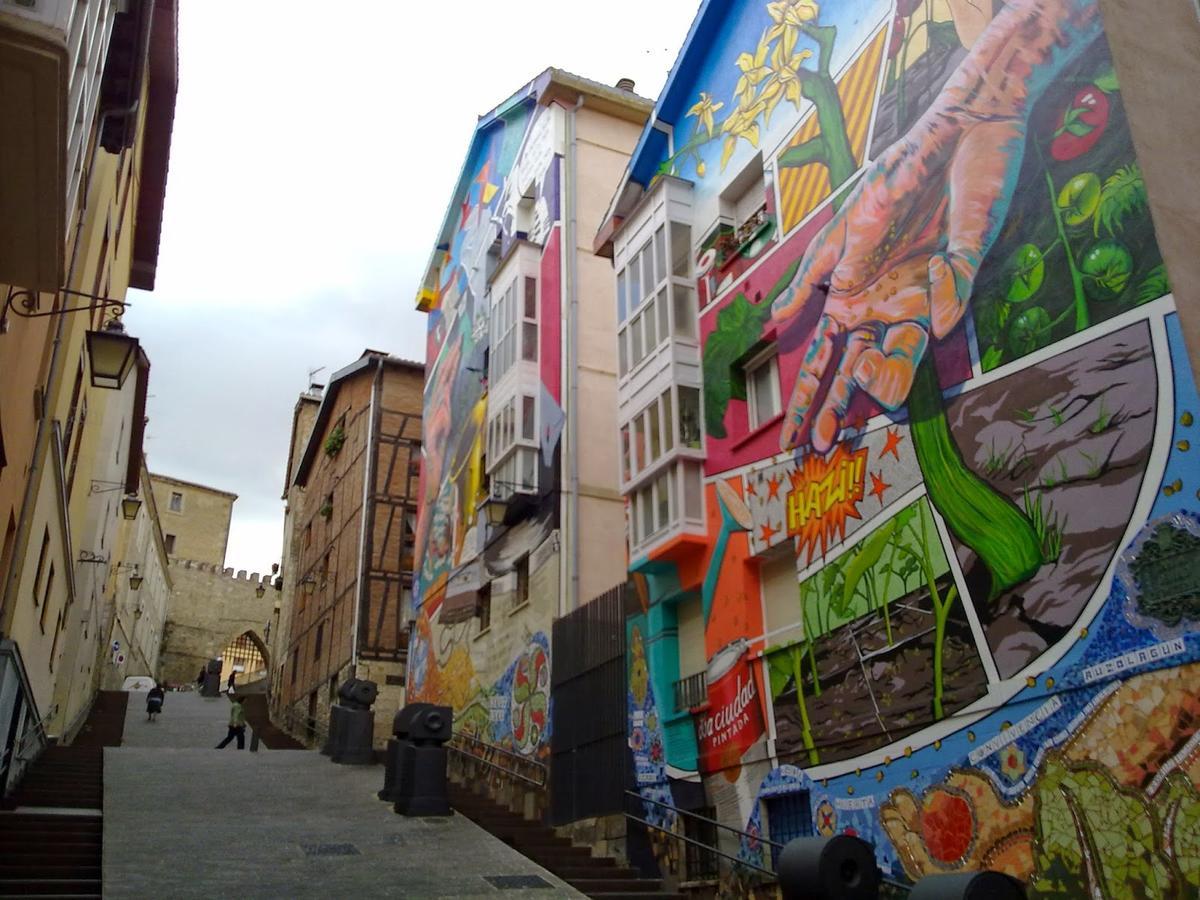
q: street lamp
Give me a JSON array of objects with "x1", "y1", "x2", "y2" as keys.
[
  {"x1": 116, "y1": 562, "x2": 142, "y2": 590},
  {"x1": 120, "y1": 494, "x2": 142, "y2": 520},
  {"x1": 255, "y1": 582, "x2": 266, "y2": 599},
  {"x1": 90, "y1": 481, "x2": 142, "y2": 520},
  {"x1": 85, "y1": 318, "x2": 141, "y2": 390},
  {"x1": 301, "y1": 575, "x2": 316, "y2": 595}
]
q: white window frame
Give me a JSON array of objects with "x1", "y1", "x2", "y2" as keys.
[{"x1": 745, "y1": 346, "x2": 781, "y2": 431}]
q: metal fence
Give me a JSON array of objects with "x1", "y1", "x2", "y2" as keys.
[{"x1": 549, "y1": 582, "x2": 631, "y2": 825}]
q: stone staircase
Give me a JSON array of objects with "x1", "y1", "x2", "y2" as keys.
[
  {"x1": 449, "y1": 784, "x2": 680, "y2": 900},
  {"x1": 0, "y1": 690, "x2": 127, "y2": 898}
]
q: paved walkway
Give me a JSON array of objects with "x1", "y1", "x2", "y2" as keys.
[{"x1": 105, "y1": 691, "x2": 581, "y2": 898}]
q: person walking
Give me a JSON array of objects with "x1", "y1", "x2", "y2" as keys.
[
  {"x1": 226, "y1": 670, "x2": 237, "y2": 694},
  {"x1": 146, "y1": 683, "x2": 165, "y2": 722},
  {"x1": 215, "y1": 696, "x2": 247, "y2": 750}
]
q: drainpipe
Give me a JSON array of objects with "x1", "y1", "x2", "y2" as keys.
[
  {"x1": 351, "y1": 359, "x2": 381, "y2": 671},
  {"x1": 562, "y1": 95, "x2": 585, "y2": 615}
]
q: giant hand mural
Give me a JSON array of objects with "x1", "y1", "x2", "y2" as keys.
[{"x1": 619, "y1": 0, "x2": 1196, "y2": 895}]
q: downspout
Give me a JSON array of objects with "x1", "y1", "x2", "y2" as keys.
[
  {"x1": 352, "y1": 360, "x2": 381, "y2": 670},
  {"x1": 563, "y1": 96, "x2": 585, "y2": 615}
]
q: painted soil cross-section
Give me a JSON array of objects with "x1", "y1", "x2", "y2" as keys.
[{"x1": 596, "y1": 0, "x2": 1200, "y2": 895}]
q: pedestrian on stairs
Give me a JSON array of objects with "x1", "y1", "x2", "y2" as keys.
[
  {"x1": 146, "y1": 683, "x2": 165, "y2": 721},
  {"x1": 215, "y1": 696, "x2": 247, "y2": 750}
]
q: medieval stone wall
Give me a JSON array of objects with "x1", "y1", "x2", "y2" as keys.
[{"x1": 158, "y1": 558, "x2": 276, "y2": 686}]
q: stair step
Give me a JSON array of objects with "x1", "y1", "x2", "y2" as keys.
[
  {"x1": 552, "y1": 865, "x2": 639, "y2": 880},
  {"x1": 0, "y1": 881, "x2": 101, "y2": 896},
  {"x1": 0, "y1": 868, "x2": 100, "y2": 879},
  {"x1": 567, "y1": 879, "x2": 665, "y2": 893}
]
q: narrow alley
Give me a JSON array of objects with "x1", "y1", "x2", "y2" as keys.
[{"x1": 101, "y1": 690, "x2": 582, "y2": 899}]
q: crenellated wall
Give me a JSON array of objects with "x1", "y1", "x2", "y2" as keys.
[{"x1": 157, "y1": 556, "x2": 276, "y2": 686}]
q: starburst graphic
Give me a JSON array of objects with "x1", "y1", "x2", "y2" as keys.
[
  {"x1": 785, "y1": 444, "x2": 868, "y2": 562},
  {"x1": 767, "y1": 475, "x2": 782, "y2": 500},
  {"x1": 868, "y1": 471, "x2": 891, "y2": 505},
  {"x1": 880, "y1": 427, "x2": 904, "y2": 460}
]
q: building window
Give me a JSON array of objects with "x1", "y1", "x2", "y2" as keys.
[
  {"x1": 684, "y1": 808, "x2": 720, "y2": 882},
  {"x1": 745, "y1": 347, "x2": 781, "y2": 430},
  {"x1": 49, "y1": 611, "x2": 64, "y2": 672},
  {"x1": 291, "y1": 648, "x2": 299, "y2": 684},
  {"x1": 766, "y1": 791, "x2": 813, "y2": 870},
  {"x1": 304, "y1": 523, "x2": 312, "y2": 548},
  {"x1": 490, "y1": 275, "x2": 539, "y2": 384},
  {"x1": 169, "y1": 491, "x2": 183, "y2": 512},
  {"x1": 477, "y1": 583, "x2": 492, "y2": 633},
  {"x1": 314, "y1": 622, "x2": 324, "y2": 660},
  {"x1": 629, "y1": 462, "x2": 704, "y2": 554},
  {"x1": 679, "y1": 387, "x2": 702, "y2": 449},
  {"x1": 32, "y1": 527, "x2": 50, "y2": 607},
  {"x1": 320, "y1": 552, "x2": 331, "y2": 586},
  {"x1": 514, "y1": 556, "x2": 530, "y2": 609},
  {"x1": 39, "y1": 565, "x2": 55, "y2": 633},
  {"x1": 164, "y1": 534, "x2": 176, "y2": 555}
]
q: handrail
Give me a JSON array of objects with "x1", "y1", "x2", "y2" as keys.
[
  {"x1": 277, "y1": 703, "x2": 329, "y2": 747},
  {"x1": 626, "y1": 810, "x2": 776, "y2": 877},
  {"x1": 626, "y1": 790, "x2": 785, "y2": 851},
  {"x1": 0, "y1": 640, "x2": 50, "y2": 796},
  {"x1": 626, "y1": 790, "x2": 912, "y2": 895},
  {"x1": 447, "y1": 731, "x2": 547, "y2": 788}
]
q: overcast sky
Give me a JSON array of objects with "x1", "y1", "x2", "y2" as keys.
[{"x1": 125, "y1": 0, "x2": 699, "y2": 574}]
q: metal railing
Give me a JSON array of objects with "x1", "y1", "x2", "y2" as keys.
[
  {"x1": 447, "y1": 731, "x2": 547, "y2": 788},
  {"x1": 672, "y1": 671, "x2": 707, "y2": 712},
  {"x1": 624, "y1": 790, "x2": 913, "y2": 895},
  {"x1": 625, "y1": 790, "x2": 783, "y2": 880},
  {"x1": 277, "y1": 703, "x2": 329, "y2": 749},
  {"x1": 0, "y1": 640, "x2": 50, "y2": 797}
]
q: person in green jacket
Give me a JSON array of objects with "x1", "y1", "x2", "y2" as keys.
[{"x1": 215, "y1": 696, "x2": 247, "y2": 750}]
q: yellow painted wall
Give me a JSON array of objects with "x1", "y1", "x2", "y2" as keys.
[{"x1": 149, "y1": 475, "x2": 236, "y2": 568}]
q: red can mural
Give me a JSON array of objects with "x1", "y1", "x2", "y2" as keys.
[{"x1": 695, "y1": 639, "x2": 765, "y2": 775}]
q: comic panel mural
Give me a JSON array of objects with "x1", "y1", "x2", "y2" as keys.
[{"x1": 615, "y1": 0, "x2": 1199, "y2": 894}]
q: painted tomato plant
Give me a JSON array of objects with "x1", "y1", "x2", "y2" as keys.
[
  {"x1": 975, "y1": 56, "x2": 1166, "y2": 373},
  {"x1": 1049, "y1": 84, "x2": 1111, "y2": 162}
]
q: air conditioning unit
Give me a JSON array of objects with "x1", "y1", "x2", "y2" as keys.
[{"x1": 0, "y1": 0, "x2": 121, "y2": 290}]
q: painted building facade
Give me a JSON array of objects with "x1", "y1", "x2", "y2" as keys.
[
  {"x1": 599, "y1": 0, "x2": 1200, "y2": 894},
  {"x1": 407, "y1": 71, "x2": 651, "y2": 773}
]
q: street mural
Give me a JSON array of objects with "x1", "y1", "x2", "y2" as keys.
[
  {"x1": 408, "y1": 79, "x2": 567, "y2": 761},
  {"x1": 620, "y1": 0, "x2": 1197, "y2": 894}
]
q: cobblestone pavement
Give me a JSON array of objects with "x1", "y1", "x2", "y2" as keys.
[{"x1": 105, "y1": 690, "x2": 581, "y2": 898}]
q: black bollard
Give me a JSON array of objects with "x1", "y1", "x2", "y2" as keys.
[
  {"x1": 322, "y1": 705, "x2": 344, "y2": 756},
  {"x1": 909, "y1": 872, "x2": 1027, "y2": 900},
  {"x1": 389, "y1": 703, "x2": 431, "y2": 811},
  {"x1": 776, "y1": 834, "x2": 880, "y2": 900},
  {"x1": 329, "y1": 678, "x2": 378, "y2": 766},
  {"x1": 394, "y1": 703, "x2": 452, "y2": 817},
  {"x1": 377, "y1": 738, "x2": 401, "y2": 801}
]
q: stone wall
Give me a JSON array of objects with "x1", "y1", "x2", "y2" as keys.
[
  {"x1": 158, "y1": 558, "x2": 276, "y2": 686},
  {"x1": 149, "y1": 475, "x2": 236, "y2": 568}
]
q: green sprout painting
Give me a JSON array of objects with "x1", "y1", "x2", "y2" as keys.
[{"x1": 766, "y1": 498, "x2": 968, "y2": 766}]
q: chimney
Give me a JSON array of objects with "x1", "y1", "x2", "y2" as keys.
[{"x1": 615, "y1": 77, "x2": 636, "y2": 93}]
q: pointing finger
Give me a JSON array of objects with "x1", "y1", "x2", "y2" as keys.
[
  {"x1": 812, "y1": 327, "x2": 876, "y2": 454},
  {"x1": 780, "y1": 313, "x2": 842, "y2": 450},
  {"x1": 852, "y1": 321, "x2": 928, "y2": 410}
]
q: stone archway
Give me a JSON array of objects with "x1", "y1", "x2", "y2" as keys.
[{"x1": 217, "y1": 630, "x2": 269, "y2": 690}]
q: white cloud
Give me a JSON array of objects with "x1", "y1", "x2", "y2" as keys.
[{"x1": 127, "y1": 0, "x2": 699, "y2": 572}]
